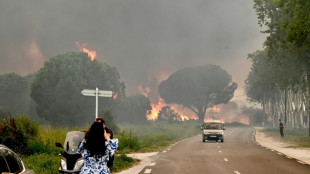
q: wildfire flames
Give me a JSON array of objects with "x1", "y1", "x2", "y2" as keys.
[
  {"x1": 75, "y1": 41, "x2": 97, "y2": 61},
  {"x1": 138, "y1": 85, "x2": 192, "y2": 121}
]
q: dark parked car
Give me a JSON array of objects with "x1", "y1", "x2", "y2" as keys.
[{"x1": 0, "y1": 144, "x2": 35, "y2": 174}]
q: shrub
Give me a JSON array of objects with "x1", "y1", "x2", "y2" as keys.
[
  {"x1": 117, "y1": 130, "x2": 141, "y2": 153},
  {"x1": 110, "y1": 154, "x2": 138, "y2": 173},
  {"x1": 0, "y1": 116, "x2": 28, "y2": 154}
]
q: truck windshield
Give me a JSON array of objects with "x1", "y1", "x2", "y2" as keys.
[{"x1": 203, "y1": 123, "x2": 222, "y2": 130}]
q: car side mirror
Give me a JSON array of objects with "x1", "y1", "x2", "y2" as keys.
[{"x1": 55, "y1": 142, "x2": 64, "y2": 149}]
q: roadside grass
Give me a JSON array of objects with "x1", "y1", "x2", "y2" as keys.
[
  {"x1": 261, "y1": 128, "x2": 310, "y2": 148},
  {"x1": 21, "y1": 122, "x2": 200, "y2": 174},
  {"x1": 118, "y1": 122, "x2": 200, "y2": 152}
]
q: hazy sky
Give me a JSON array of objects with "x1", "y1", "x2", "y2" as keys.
[{"x1": 0, "y1": 0, "x2": 265, "y2": 107}]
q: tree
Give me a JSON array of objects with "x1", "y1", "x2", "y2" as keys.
[
  {"x1": 158, "y1": 64, "x2": 237, "y2": 123},
  {"x1": 99, "y1": 109, "x2": 119, "y2": 134},
  {"x1": 157, "y1": 105, "x2": 182, "y2": 123},
  {"x1": 114, "y1": 94, "x2": 152, "y2": 125},
  {"x1": 0, "y1": 73, "x2": 31, "y2": 115},
  {"x1": 31, "y1": 52, "x2": 125, "y2": 126}
]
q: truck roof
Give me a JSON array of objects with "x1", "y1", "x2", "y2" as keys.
[{"x1": 205, "y1": 120, "x2": 222, "y2": 123}]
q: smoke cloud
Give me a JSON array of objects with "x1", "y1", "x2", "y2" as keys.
[{"x1": 0, "y1": 0, "x2": 265, "y2": 107}]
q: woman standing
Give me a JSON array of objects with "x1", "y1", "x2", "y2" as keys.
[{"x1": 77, "y1": 122, "x2": 118, "y2": 174}]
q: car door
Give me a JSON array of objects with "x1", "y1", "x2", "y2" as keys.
[
  {"x1": 0, "y1": 151, "x2": 10, "y2": 174},
  {"x1": 2, "y1": 148, "x2": 25, "y2": 173}
]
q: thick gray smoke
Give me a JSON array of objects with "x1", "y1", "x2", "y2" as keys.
[{"x1": 0, "y1": 0, "x2": 265, "y2": 106}]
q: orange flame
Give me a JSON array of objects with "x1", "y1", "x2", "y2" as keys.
[{"x1": 75, "y1": 41, "x2": 97, "y2": 61}]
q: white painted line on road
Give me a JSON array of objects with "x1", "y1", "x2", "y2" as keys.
[
  {"x1": 218, "y1": 146, "x2": 220, "y2": 148},
  {"x1": 149, "y1": 163, "x2": 156, "y2": 166},
  {"x1": 162, "y1": 151, "x2": 167, "y2": 153},
  {"x1": 219, "y1": 151, "x2": 222, "y2": 153},
  {"x1": 297, "y1": 160, "x2": 306, "y2": 164},
  {"x1": 234, "y1": 171, "x2": 241, "y2": 174},
  {"x1": 224, "y1": 158, "x2": 228, "y2": 161},
  {"x1": 144, "y1": 169, "x2": 152, "y2": 173}
]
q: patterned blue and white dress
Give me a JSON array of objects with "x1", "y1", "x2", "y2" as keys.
[{"x1": 77, "y1": 139, "x2": 118, "y2": 174}]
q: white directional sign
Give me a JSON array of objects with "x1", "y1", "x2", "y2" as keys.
[
  {"x1": 81, "y1": 88, "x2": 113, "y2": 119},
  {"x1": 81, "y1": 89, "x2": 113, "y2": 97}
]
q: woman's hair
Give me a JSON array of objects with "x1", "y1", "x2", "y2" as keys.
[{"x1": 85, "y1": 122, "x2": 106, "y2": 158}]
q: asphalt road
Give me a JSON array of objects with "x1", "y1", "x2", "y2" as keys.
[{"x1": 138, "y1": 127, "x2": 310, "y2": 174}]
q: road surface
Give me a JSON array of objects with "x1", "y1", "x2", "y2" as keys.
[{"x1": 138, "y1": 127, "x2": 310, "y2": 174}]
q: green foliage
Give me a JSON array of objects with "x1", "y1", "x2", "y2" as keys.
[
  {"x1": 0, "y1": 115, "x2": 40, "y2": 154},
  {"x1": 119, "y1": 122, "x2": 200, "y2": 152},
  {"x1": 22, "y1": 153, "x2": 60, "y2": 174},
  {"x1": 0, "y1": 72, "x2": 32, "y2": 115},
  {"x1": 117, "y1": 130, "x2": 142, "y2": 153},
  {"x1": 114, "y1": 94, "x2": 152, "y2": 125},
  {"x1": 30, "y1": 52, "x2": 125, "y2": 126},
  {"x1": 99, "y1": 109, "x2": 120, "y2": 134},
  {"x1": 110, "y1": 154, "x2": 138, "y2": 173},
  {"x1": 158, "y1": 64, "x2": 237, "y2": 123}
]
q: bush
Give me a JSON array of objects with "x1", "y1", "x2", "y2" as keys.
[
  {"x1": 0, "y1": 116, "x2": 28, "y2": 154},
  {"x1": 110, "y1": 154, "x2": 138, "y2": 173},
  {"x1": 15, "y1": 115, "x2": 39, "y2": 138},
  {"x1": 117, "y1": 131, "x2": 141, "y2": 153}
]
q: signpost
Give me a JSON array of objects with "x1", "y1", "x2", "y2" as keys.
[{"x1": 81, "y1": 87, "x2": 113, "y2": 119}]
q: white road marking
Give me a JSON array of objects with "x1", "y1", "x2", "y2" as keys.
[
  {"x1": 162, "y1": 151, "x2": 167, "y2": 153},
  {"x1": 234, "y1": 171, "x2": 241, "y2": 174},
  {"x1": 144, "y1": 169, "x2": 152, "y2": 173},
  {"x1": 297, "y1": 160, "x2": 306, "y2": 164},
  {"x1": 149, "y1": 163, "x2": 156, "y2": 166},
  {"x1": 218, "y1": 146, "x2": 220, "y2": 148},
  {"x1": 224, "y1": 158, "x2": 228, "y2": 161},
  {"x1": 226, "y1": 128, "x2": 239, "y2": 136},
  {"x1": 219, "y1": 151, "x2": 222, "y2": 153}
]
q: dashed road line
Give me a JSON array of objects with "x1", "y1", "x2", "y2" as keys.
[
  {"x1": 144, "y1": 169, "x2": 152, "y2": 173},
  {"x1": 224, "y1": 158, "x2": 228, "y2": 162},
  {"x1": 218, "y1": 146, "x2": 220, "y2": 148},
  {"x1": 234, "y1": 171, "x2": 241, "y2": 174},
  {"x1": 219, "y1": 150, "x2": 222, "y2": 153},
  {"x1": 297, "y1": 160, "x2": 306, "y2": 164},
  {"x1": 149, "y1": 163, "x2": 156, "y2": 166}
]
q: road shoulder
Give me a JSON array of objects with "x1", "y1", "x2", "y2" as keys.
[{"x1": 255, "y1": 127, "x2": 310, "y2": 165}]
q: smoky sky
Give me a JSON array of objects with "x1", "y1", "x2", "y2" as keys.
[{"x1": 0, "y1": 0, "x2": 265, "y2": 106}]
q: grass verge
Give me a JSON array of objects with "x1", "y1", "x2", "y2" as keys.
[{"x1": 261, "y1": 128, "x2": 310, "y2": 148}]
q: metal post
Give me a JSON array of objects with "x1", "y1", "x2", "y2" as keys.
[{"x1": 96, "y1": 87, "x2": 98, "y2": 119}]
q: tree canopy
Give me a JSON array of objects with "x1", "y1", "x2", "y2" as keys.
[
  {"x1": 114, "y1": 94, "x2": 151, "y2": 125},
  {"x1": 31, "y1": 52, "x2": 125, "y2": 126},
  {"x1": 0, "y1": 73, "x2": 31, "y2": 115},
  {"x1": 157, "y1": 105, "x2": 182, "y2": 123},
  {"x1": 158, "y1": 64, "x2": 237, "y2": 123}
]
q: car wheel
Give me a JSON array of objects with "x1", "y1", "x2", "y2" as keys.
[
  {"x1": 203, "y1": 139, "x2": 205, "y2": 142},
  {"x1": 221, "y1": 139, "x2": 224, "y2": 142}
]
